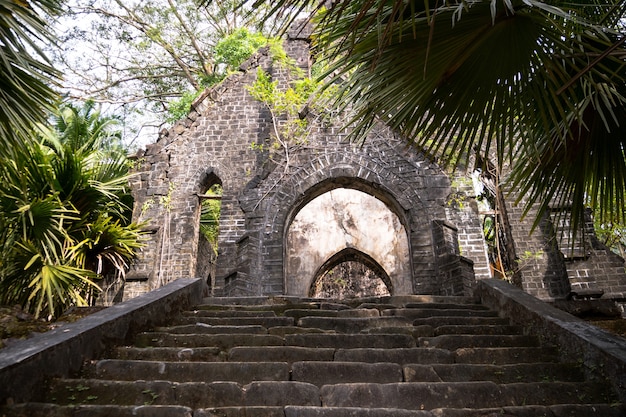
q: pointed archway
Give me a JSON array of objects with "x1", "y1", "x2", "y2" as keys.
[
  {"x1": 285, "y1": 187, "x2": 412, "y2": 296},
  {"x1": 310, "y1": 248, "x2": 392, "y2": 298}
]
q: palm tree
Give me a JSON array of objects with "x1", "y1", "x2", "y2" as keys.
[
  {"x1": 0, "y1": 101, "x2": 144, "y2": 319},
  {"x1": 0, "y1": 0, "x2": 61, "y2": 152},
  {"x1": 226, "y1": 0, "x2": 626, "y2": 232}
]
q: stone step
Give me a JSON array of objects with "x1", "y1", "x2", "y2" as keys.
[
  {"x1": 199, "y1": 406, "x2": 433, "y2": 417},
  {"x1": 285, "y1": 333, "x2": 416, "y2": 349},
  {"x1": 402, "y1": 363, "x2": 585, "y2": 383},
  {"x1": 319, "y1": 381, "x2": 612, "y2": 409},
  {"x1": 133, "y1": 332, "x2": 285, "y2": 349},
  {"x1": 267, "y1": 326, "x2": 331, "y2": 336},
  {"x1": 283, "y1": 309, "x2": 340, "y2": 321},
  {"x1": 86, "y1": 360, "x2": 290, "y2": 384},
  {"x1": 114, "y1": 346, "x2": 225, "y2": 362},
  {"x1": 412, "y1": 316, "x2": 510, "y2": 327},
  {"x1": 334, "y1": 347, "x2": 455, "y2": 364},
  {"x1": 359, "y1": 325, "x2": 435, "y2": 338},
  {"x1": 418, "y1": 334, "x2": 540, "y2": 349},
  {"x1": 0, "y1": 403, "x2": 195, "y2": 417},
  {"x1": 47, "y1": 380, "x2": 321, "y2": 408},
  {"x1": 404, "y1": 303, "x2": 491, "y2": 311},
  {"x1": 350, "y1": 295, "x2": 482, "y2": 306},
  {"x1": 453, "y1": 346, "x2": 560, "y2": 364},
  {"x1": 5, "y1": 403, "x2": 625, "y2": 417},
  {"x1": 228, "y1": 346, "x2": 336, "y2": 363},
  {"x1": 433, "y1": 324, "x2": 523, "y2": 336},
  {"x1": 291, "y1": 362, "x2": 404, "y2": 386},
  {"x1": 114, "y1": 344, "x2": 538, "y2": 366},
  {"x1": 296, "y1": 316, "x2": 413, "y2": 333},
  {"x1": 172, "y1": 316, "x2": 295, "y2": 327},
  {"x1": 193, "y1": 303, "x2": 329, "y2": 315},
  {"x1": 385, "y1": 308, "x2": 499, "y2": 319},
  {"x1": 48, "y1": 379, "x2": 243, "y2": 408},
  {"x1": 433, "y1": 404, "x2": 626, "y2": 417},
  {"x1": 155, "y1": 324, "x2": 269, "y2": 335},
  {"x1": 181, "y1": 310, "x2": 278, "y2": 318},
  {"x1": 286, "y1": 404, "x2": 626, "y2": 417}
]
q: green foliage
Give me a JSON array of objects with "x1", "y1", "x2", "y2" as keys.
[
  {"x1": 0, "y1": 0, "x2": 61, "y2": 152},
  {"x1": 214, "y1": 28, "x2": 269, "y2": 69},
  {"x1": 0, "y1": 100, "x2": 145, "y2": 319},
  {"x1": 247, "y1": 64, "x2": 321, "y2": 152},
  {"x1": 166, "y1": 28, "x2": 277, "y2": 123},
  {"x1": 166, "y1": 90, "x2": 203, "y2": 124}
]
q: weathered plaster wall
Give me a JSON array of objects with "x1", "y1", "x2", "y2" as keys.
[{"x1": 285, "y1": 188, "x2": 411, "y2": 296}]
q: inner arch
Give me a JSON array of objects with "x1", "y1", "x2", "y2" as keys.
[
  {"x1": 310, "y1": 248, "x2": 392, "y2": 298},
  {"x1": 285, "y1": 187, "x2": 412, "y2": 296}
]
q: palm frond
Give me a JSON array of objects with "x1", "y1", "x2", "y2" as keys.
[{"x1": 0, "y1": 0, "x2": 62, "y2": 151}]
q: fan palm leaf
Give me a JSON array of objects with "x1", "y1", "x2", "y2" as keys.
[{"x1": 0, "y1": 0, "x2": 62, "y2": 152}]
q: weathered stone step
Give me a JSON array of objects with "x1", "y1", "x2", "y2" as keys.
[
  {"x1": 87, "y1": 360, "x2": 290, "y2": 384},
  {"x1": 404, "y1": 303, "x2": 491, "y2": 311},
  {"x1": 115, "y1": 346, "x2": 225, "y2": 362},
  {"x1": 412, "y1": 316, "x2": 510, "y2": 327},
  {"x1": 48, "y1": 379, "x2": 243, "y2": 408},
  {"x1": 5, "y1": 402, "x2": 625, "y2": 417},
  {"x1": 197, "y1": 406, "x2": 433, "y2": 417},
  {"x1": 181, "y1": 310, "x2": 278, "y2": 318},
  {"x1": 433, "y1": 324, "x2": 522, "y2": 336},
  {"x1": 172, "y1": 316, "x2": 295, "y2": 327},
  {"x1": 48, "y1": 380, "x2": 320, "y2": 408},
  {"x1": 291, "y1": 362, "x2": 403, "y2": 386},
  {"x1": 403, "y1": 363, "x2": 585, "y2": 383},
  {"x1": 352, "y1": 295, "x2": 481, "y2": 306},
  {"x1": 155, "y1": 324, "x2": 269, "y2": 335},
  {"x1": 385, "y1": 308, "x2": 498, "y2": 319},
  {"x1": 285, "y1": 333, "x2": 416, "y2": 349},
  {"x1": 267, "y1": 326, "x2": 331, "y2": 336},
  {"x1": 285, "y1": 404, "x2": 626, "y2": 417},
  {"x1": 0, "y1": 403, "x2": 195, "y2": 417},
  {"x1": 319, "y1": 381, "x2": 611, "y2": 409},
  {"x1": 283, "y1": 309, "x2": 340, "y2": 321},
  {"x1": 193, "y1": 303, "x2": 334, "y2": 315},
  {"x1": 454, "y1": 346, "x2": 560, "y2": 364},
  {"x1": 297, "y1": 316, "x2": 413, "y2": 333},
  {"x1": 436, "y1": 404, "x2": 626, "y2": 417},
  {"x1": 134, "y1": 332, "x2": 285, "y2": 349},
  {"x1": 359, "y1": 325, "x2": 434, "y2": 338},
  {"x1": 228, "y1": 346, "x2": 336, "y2": 362},
  {"x1": 334, "y1": 347, "x2": 455, "y2": 364},
  {"x1": 419, "y1": 334, "x2": 540, "y2": 349}
]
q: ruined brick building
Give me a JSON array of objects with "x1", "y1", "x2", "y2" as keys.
[{"x1": 126, "y1": 23, "x2": 626, "y2": 307}]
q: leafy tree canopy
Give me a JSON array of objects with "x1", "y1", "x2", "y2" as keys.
[{"x1": 53, "y1": 0, "x2": 289, "y2": 143}]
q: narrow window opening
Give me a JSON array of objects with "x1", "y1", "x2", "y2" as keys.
[{"x1": 197, "y1": 183, "x2": 222, "y2": 294}]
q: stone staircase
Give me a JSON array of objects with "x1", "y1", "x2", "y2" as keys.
[{"x1": 3, "y1": 295, "x2": 625, "y2": 416}]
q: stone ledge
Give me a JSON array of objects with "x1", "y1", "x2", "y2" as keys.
[
  {"x1": 475, "y1": 278, "x2": 626, "y2": 402},
  {"x1": 0, "y1": 278, "x2": 204, "y2": 405}
]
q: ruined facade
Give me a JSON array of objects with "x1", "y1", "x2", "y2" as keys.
[{"x1": 127, "y1": 24, "x2": 626, "y2": 305}]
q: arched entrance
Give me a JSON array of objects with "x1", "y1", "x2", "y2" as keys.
[{"x1": 285, "y1": 187, "x2": 412, "y2": 296}]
